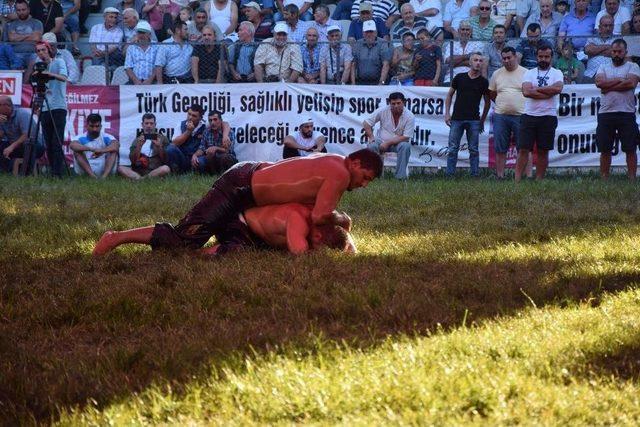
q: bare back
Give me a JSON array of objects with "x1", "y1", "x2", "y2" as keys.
[
  {"x1": 244, "y1": 203, "x2": 312, "y2": 252},
  {"x1": 251, "y1": 155, "x2": 351, "y2": 224}
]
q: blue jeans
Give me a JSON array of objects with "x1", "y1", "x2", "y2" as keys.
[
  {"x1": 166, "y1": 144, "x2": 191, "y2": 174},
  {"x1": 368, "y1": 139, "x2": 411, "y2": 179},
  {"x1": 447, "y1": 120, "x2": 480, "y2": 176},
  {"x1": 492, "y1": 113, "x2": 520, "y2": 153}
]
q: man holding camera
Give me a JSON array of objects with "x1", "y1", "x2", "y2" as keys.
[
  {"x1": 118, "y1": 113, "x2": 171, "y2": 180},
  {"x1": 33, "y1": 40, "x2": 68, "y2": 177},
  {"x1": 70, "y1": 113, "x2": 119, "y2": 178}
]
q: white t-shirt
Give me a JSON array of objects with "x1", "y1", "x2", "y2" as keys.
[
  {"x1": 594, "y1": 8, "x2": 630, "y2": 35},
  {"x1": 409, "y1": 0, "x2": 443, "y2": 28},
  {"x1": 596, "y1": 61, "x2": 640, "y2": 114},
  {"x1": 73, "y1": 132, "x2": 118, "y2": 175},
  {"x1": 522, "y1": 67, "x2": 564, "y2": 116},
  {"x1": 293, "y1": 130, "x2": 323, "y2": 156}
]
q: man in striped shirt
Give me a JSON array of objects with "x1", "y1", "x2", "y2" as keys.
[{"x1": 350, "y1": 0, "x2": 399, "y2": 28}]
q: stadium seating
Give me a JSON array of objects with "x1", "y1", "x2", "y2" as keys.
[
  {"x1": 79, "y1": 65, "x2": 108, "y2": 85},
  {"x1": 110, "y1": 66, "x2": 130, "y2": 85}
]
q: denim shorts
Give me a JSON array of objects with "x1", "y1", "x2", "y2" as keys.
[{"x1": 492, "y1": 113, "x2": 520, "y2": 154}]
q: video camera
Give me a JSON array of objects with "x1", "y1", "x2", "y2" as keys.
[{"x1": 31, "y1": 62, "x2": 53, "y2": 93}]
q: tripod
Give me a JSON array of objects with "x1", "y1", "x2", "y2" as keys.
[{"x1": 19, "y1": 82, "x2": 64, "y2": 177}]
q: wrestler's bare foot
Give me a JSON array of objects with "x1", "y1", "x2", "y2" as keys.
[
  {"x1": 200, "y1": 245, "x2": 220, "y2": 256},
  {"x1": 93, "y1": 231, "x2": 117, "y2": 256}
]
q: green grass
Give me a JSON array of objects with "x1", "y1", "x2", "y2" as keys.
[{"x1": 1, "y1": 173, "x2": 639, "y2": 425}]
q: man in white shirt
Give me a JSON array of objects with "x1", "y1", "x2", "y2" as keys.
[
  {"x1": 89, "y1": 7, "x2": 124, "y2": 66},
  {"x1": 516, "y1": 45, "x2": 564, "y2": 182},
  {"x1": 595, "y1": 0, "x2": 631, "y2": 35},
  {"x1": 410, "y1": 0, "x2": 442, "y2": 28},
  {"x1": 282, "y1": 118, "x2": 327, "y2": 158},
  {"x1": 70, "y1": 113, "x2": 119, "y2": 179}
]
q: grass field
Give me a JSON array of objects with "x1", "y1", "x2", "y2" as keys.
[{"x1": 1, "y1": 172, "x2": 640, "y2": 425}]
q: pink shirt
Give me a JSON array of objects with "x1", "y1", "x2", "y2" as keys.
[{"x1": 146, "y1": 0, "x2": 181, "y2": 30}]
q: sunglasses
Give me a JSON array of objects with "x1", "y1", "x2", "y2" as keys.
[{"x1": 479, "y1": 6, "x2": 491, "y2": 10}]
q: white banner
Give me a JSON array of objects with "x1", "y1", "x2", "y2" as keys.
[
  {"x1": 118, "y1": 83, "x2": 639, "y2": 169},
  {"x1": 0, "y1": 71, "x2": 23, "y2": 105}
]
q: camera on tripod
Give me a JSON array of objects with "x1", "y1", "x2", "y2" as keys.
[{"x1": 31, "y1": 62, "x2": 53, "y2": 93}]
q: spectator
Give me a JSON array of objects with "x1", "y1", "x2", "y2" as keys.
[
  {"x1": 443, "y1": 0, "x2": 477, "y2": 39},
  {"x1": 59, "y1": 0, "x2": 80, "y2": 55},
  {"x1": 187, "y1": 8, "x2": 221, "y2": 42},
  {"x1": 3, "y1": 0, "x2": 42, "y2": 69},
  {"x1": 239, "y1": 0, "x2": 273, "y2": 17},
  {"x1": 166, "y1": 104, "x2": 206, "y2": 173},
  {"x1": 254, "y1": 22, "x2": 302, "y2": 82},
  {"x1": 413, "y1": 27, "x2": 441, "y2": 85},
  {"x1": 331, "y1": 0, "x2": 353, "y2": 21},
  {"x1": 191, "y1": 110, "x2": 237, "y2": 174},
  {"x1": 37, "y1": 31, "x2": 79, "y2": 83},
  {"x1": 517, "y1": 23, "x2": 544, "y2": 69},
  {"x1": 320, "y1": 24, "x2": 352, "y2": 84},
  {"x1": 89, "y1": 7, "x2": 124, "y2": 66},
  {"x1": 390, "y1": 32, "x2": 416, "y2": 85},
  {"x1": 0, "y1": 0, "x2": 18, "y2": 26},
  {"x1": 125, "y1": 20, "x2": 158, "y2": 84},
  {"x1": 279, "y1": 3, "x2": 310, "y2": 44},
  {"x1": 363, "y1": 91, "x2": 414, "y2": 180},
  {"x1": 444, "y1": 52, "x2": 489, "y2": 177},
  {"x1": 443, "y1": 21, "x2": 484, "y2": 84},
  {"x1": 558, "y1": 0, "x2": 596, "y2": 52},
  {"x1": 29, "y1": 0, "x2": 62, "y2": 39},
  {"x1": 585, "y1": 14, "x2": 616, "y2": 82},
  {"x1": 520, "y1": 0, "x2": 563, "y2": 39},
  {"x1": 516, "y1": 0, "x2": 539, "y2": 33},
  {"x1": 117, "y1": 0, "x2": 145, "y2": 17},
  {"x1": 482, "y1": 24, "x2": 513, "y2": 78},
  {"x1": 123, "y1": 9, "x2": 158, "y2": 43},
  {"x1": 349, "y1": 0, "x2": 399, "y2": 28},
  {"x1": 391, "y1": 3, "x2": 434, "y2": 41},
  {"x1": 119, "y1": 113, "x2": 171, "y2": 179},
  {"x1": 154, "y1": 18, "x2": 193, "y2": 83},
  {"x1": 206, "y1": 0, "x2": 238, "y2": 39},
  {"x1": 0, "y1": 95, "x2": 43, "y2": 174},
  {"x1": 299, "y1": 26, "x2": 321, "y2": 83},
  {"x1": 516, "y1": 45, "x2": 563, "y2": 182},
  {"x1": 600, "y1": 0, "x2": 635, "y2": 13},
  {"x1": 595, "y1": 0, "x2": 631, "y2": 35},
  {"x1": 274, "y1": 0, "x2": 312, "y2": 22},
  {"x1": 227, "y1": 20, "x2": 258, "y2": 82},
  {"x1": 410, "y1": 0, "x2": 443, "y2": 29},
  {"x1": 0, "y1": 41, "x2": 19, "y2": 69},
  {"x1": 282, "y1": 117, "x2": 326, "y2": 158},
  {"x1": 351, "y1": 19, "x2": 391, "y2": 84},
  {"x1": 490, "y1": 0, "x2": 516, "y2": 36},
  {"x1": 191, "y1": 24, "x2": 223, "y2": 83},
  {"x1": 488, "y1": 46, "x2": 527, "y2": 179},
  {"x1": 243, "y1": 1, "x2": 273, "y2": 41},
  {"x1": 554, "y1": 42, "x2": 584, "y2": 83},
  {"x1": 347, "y1": 1, "x2": 389, "y2": 43},
  {"x1": 595, "y1": 38, "x2": 640, "y2": 180},
  {"x1": 632, "y1": 11, "x2": 640, "y2": 33},
  {"x1": 70, "y1": 113, "x2": 119, "y2": 179},
  {"x1": 556, "y1": 0, "x2": 570, "y2": 16},
  {"x1": 311, "y1": 4, "x2": 337, "y2": 42},
  {"x1": 468, "y1": 0, "x2": 497, "y2": 40},
  {"x1": 143, "y1": 0, "x2": 180, "y2": 41}
]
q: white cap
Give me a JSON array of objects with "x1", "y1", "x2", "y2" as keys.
[
  {"x1": 104, "y1": 6, "x2": 120, "y2": 14},
  {"x1": 327, "y1": 24, "x2": 341, "y2": 33},
  {"x1": 243, "y1": 1, "x2": 261, "y2": 11},
  {"x1": 41, "y1": 32, "x2": 57, "y2": 43},
  {"x1": 301, "y1": 117, "x2": 313, "y2": 125},
  {"x1": 135, "y1": 20, "x2": 152, "y2": 33},
  {"x1": 273, "y1": 22, "x2": 289, "y2": 34},
  {"x1": 362, "y1": 20, "x2": 376, "y2": 32}
]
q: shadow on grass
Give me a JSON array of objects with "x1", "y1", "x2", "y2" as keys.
[{"x1": 1, "y1": 250, "x2": 639, "y2": 424}]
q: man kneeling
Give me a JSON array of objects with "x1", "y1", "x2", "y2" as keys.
[{"x1": 94, "y1": 202, "x2": 355, "y2": 256}]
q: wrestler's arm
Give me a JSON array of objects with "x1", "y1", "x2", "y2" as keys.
[
  {"x1": 310, "y1": 174, "x2": 350, "y2": 227},
  {"x1": 285, "y1": 210, "x2": 311, "y2": 255}
]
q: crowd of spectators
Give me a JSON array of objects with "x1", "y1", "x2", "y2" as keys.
[{"x1": 2, "y1": 0, "x2": 640, "y2": 85}]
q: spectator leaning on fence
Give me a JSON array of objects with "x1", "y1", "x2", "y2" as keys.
[
  {"x1": 347, "y1": 1, "x2": 389, "y2": 43},
  {"x1": 351, "y1": 19, "x2": 391, "y2": 85},
  {"x1": 254, "y1": 22, "x2": 303, "y2": 82},
  {"x1": 299, "y1": 26, "x2": 321, "y2": 83},
  {"x1": 413, "y1": 27, "x2": 441, "y2": 85},
  {"x1": 118, "y1": 113, "x2": 171, "y2": 179},
  {"x1": 520, "y1": 0, "x2": 563, "y2": 39},
  {"x1": 70, "y1": 113, "x2": 119, "y2": 179},
  {"x1": 584, "y1": 14, "x2": 616, "y2": 82},
  {"x1": 191, "y1": 110, "x2": 237, "y2": 175},
  {"x1": 227, "y1": 20, "x2": 257, "y2": 82},
  {"x1": 125, "y1": 20, "x2": 157, "y2": 84},
  {"x1": 279, "y1": 3, "x2": 310, "y2": 44},
  {"x1": 89, "y1": 7, "x2": 124, "y2": 66},
  {"x1": 594, "y1": 39, "x2": 640, "y2": 181},
  {"x1": 155, "y1": 18, "x2": 193, "y2": 83},
  {"x1": 191, "y1": 24, "x2": 223, "y2": 83},
  {"x1": 4, "y1": 0, "x2": 42, "y2": 69},
  {"x1": 320, "y1": 24, "x2": 352, "y2": 84}
]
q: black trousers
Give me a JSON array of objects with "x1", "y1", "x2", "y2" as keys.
[{"x1": 41, "y1": 108, "x2": 67, "y2": 177}]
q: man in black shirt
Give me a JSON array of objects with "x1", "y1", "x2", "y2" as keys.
[
  {"x1": 444, "y1": 51, "x2": 490, "y2": 177},
  {"x1": 191, "y1": 24, "x2": 222, "y2": 83},
  {"x1": 29, "y1": 0, "x2": 63, "y2": 39}
]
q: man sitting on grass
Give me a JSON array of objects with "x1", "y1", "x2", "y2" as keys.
[{"x1": 93, "y1": 203, "x2": 356, "y2": 255}]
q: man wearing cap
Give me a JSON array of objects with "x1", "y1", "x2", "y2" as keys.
[
  {"x1": 320, "y1": 24, "x2": 352, "y2": 84},
  {"x1": 29, "y1": 0, "x2": 63, "y2": 37},
  {"x1": 122, "y1": 9, "x2": 158, "y2": 43},
  {"x1": 254, "y1": 21, "x2": 303, "y2": 82},
  {"x1": 33, "y1": 31, "x2": 79, "y2": 83},
  {"x1": 351, "y1": 19, "x2": 391, "y2": 85},
  {"x1": 239, "y1": 0, "x2": 274, "y2": 17},
  {"x1": 243, "y1": 1, "x2": 273, "y2": 42},
  {"x1": 311, "y1": 4, "x2": 337, "y2": 42},
  {"x1": 282, "y1": 118, "x2": 327, "y2": 158},
  {"x1": 363, "y1": 91, "x2": 414, "y2": 180},
  {"x1": 89, "y1": 7, "x2": 124, "y2": 66},
  {"x1": 125, "y1": 20, "x2": 157, "y2": 84},
  {"x1": 154, "y1": 18, "x2": 193, "y2": 84},
  {"x1": 280, "y1": 3, "x2": 310, "y2": 44},
  {"x1": 349, "y1": 0, "x2": 399, "y2": 28},
  {"x1": 347, "y1": 1, "x2": 389, "y2": 43}
]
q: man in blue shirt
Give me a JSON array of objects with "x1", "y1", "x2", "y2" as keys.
[
  {"x1": 0, "y1": 95, "x2": 44, "y2": 173},
  {"x1": 166, "y1": 104, "x2": 207, "y2": 174},
  {"x1": 154, "y1": 18, "x2": 193, "y2": 83},
  {"x1": 191, "y1": 110, "x2": 237, "y2": 175},
  {"x1": 558, "y1": 0, "x2": 596, "y2": 51},
  {"x1": 348, "y1": 1, "x2": 389, "y2": 42}
]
